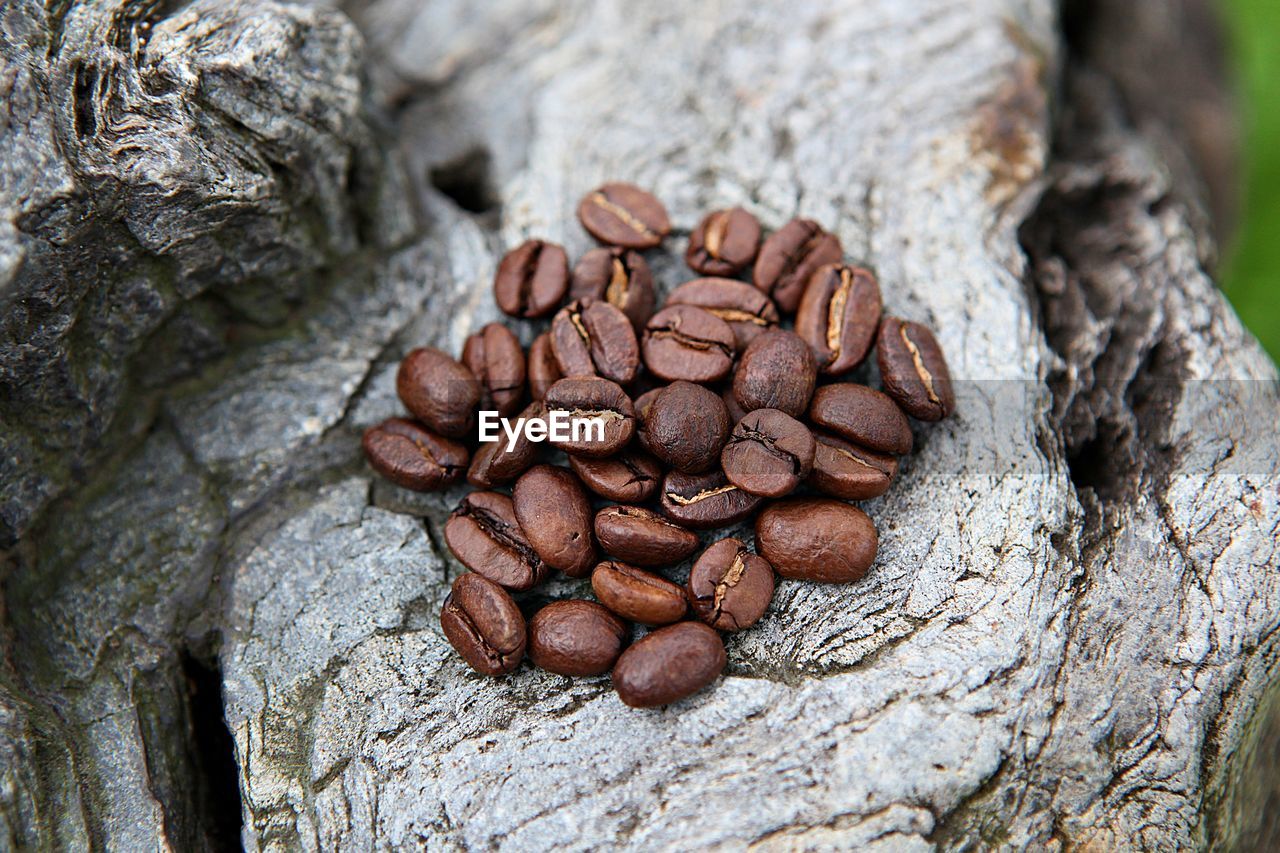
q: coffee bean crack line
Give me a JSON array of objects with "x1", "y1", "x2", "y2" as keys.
[
  {"x1": 589, "y1": 192, "x2": 657, "y2": 238},
  {"x1": 900, "y1": 325, "x2": 941, "y2": 405},
  {"x1": 666, "y1": 484, "x2": 739, "y2": 505}
]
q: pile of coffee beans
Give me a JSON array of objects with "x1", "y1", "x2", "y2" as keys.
[{"x1": 364, "y1": 182, "x2": 955, "y2": 708}]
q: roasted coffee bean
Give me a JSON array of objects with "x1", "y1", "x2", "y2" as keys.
[
  {"x1": 645, "y1": 381, "x2": 731, "y2": 473},
  {"x1": 397, "y1": 347, "x2": 481, "y2": 437},
  {"x1": 363, "y1": 418, "x2": 468, "y2": 491},
  {"x1": 570, "y1": 247, "x2": 656, "y2": 330},
  {"x1": 494, "y1": 239, "x2": 569, "y2": 318},
  {"x1": 569, "y1": 449, "x2": 662, "y2": 503},
  {"x1": 659, "y1": 469, "x2": 763, "y2": 529},
  {"x1": 632, "y1": 386, "x2": 665, "y2": 456},
  {"x1": 594, "y1": 505, "x2": 700, "y2": 567},
  {"x1": 752, "y1": 218, "x2": 843, "y2": 313},
  {"x1": 512, "y1": 465, "x2": 597, "y2": 578},
  {"x1": 755, "y1": 498, "x2": 878, "y2": 583},
  {"x1": 550, "y1": 299, "x2": 640, "y2": 384},
  {"x1": 732, "y1": 329, "x2": 817, "y2": 417},
  {"x1": 795, "y1": 264, "x2": 882, "y2": 375},
  {"x1": 462, "y1": 322, "x2": 526, "y2": 417},
  {"x1": 685, "y1": 208, "x2": 762, "y2": 277},
  {"x1": 612, "y1": 622, "x2": 726, "y2": 708},
  {"x1": 577, "y1": 182, "x2": 670, "y2": 249},
  {"x1": 666, "y1": 278, "x2": 780, "y2": 349},
  {"x1": 440, "y1": 573, "x2": 527, "y2": 675},
  {"x1": 687, "y1": 538, "x2": 775, "y2": 632},
  {"x1": 877, "y1": 316, "x2": 956, "y2": 421},
  {"x1": 467, "y1": 400, "x2": 543, "y2": 488},
  {"x1": 721, "y1": 408, "x2": 815, "y2": 498},
  {"x1": 641, "y1": 305, "x2": 735, "y2": 383},
  {"x1": 591, "y1": 560, "x2": 688, "y2": 626},
  {"x1": 807, "y1": 431, "x2": 898, "y2": 500},
  {"x1": 528, "y1": 600, "x2": 629, "y2": 677},
  {"x1": 808, "y1": 383, "x2": 913, "y2": 455},
  {"x1": 527, "y1": 332, "x2": 562, "y2": 402},
  {"x1": 445, "y1": 491, "x2": 549, "y2": 590},
  {"x1": 543, "y1": 377, "x2": 636, "y2": 457}
]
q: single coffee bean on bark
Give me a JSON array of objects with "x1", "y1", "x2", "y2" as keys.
[
  {"x1": 732, "y1": 329, "x2": 817, "y2": 417},
  {"x1": 462, "y1": 322, "x2": 526, "y2": 417},
  {"x1": 396, "y1": 347, "x2": 481, "y2": 437},
  {"x1": 440, "y1": 573, "x2": 527, "y2": 676},
  {"x1": 612, "y1": 621, "x2": 726, "y2": 708},
  {"x1": 570, "y1": 247, "x2": 656, "y2": 330},
  {"x1": 795, "y1": 264, "x2": 882, "y2": 375},
  {"x1": 591, "y1": 561, "x2": 689, "y2": 626},
  {"x1": 642, "y1": 305, "x2": 735, "y2": 383},
  {"x1": 494, "y1": 238, "x2": 569, "y2": 319},
  {"x1": 577, "y1": 182, "x2": 671, "y2": 249},
  {"x1": 685, "y1": 208, "x2": 762, "y2": 277},
  {"x1": 877, "y1": 316, "x2": 956, "y2": 421},
  {"x1": 752, "y1": 218, "x2": 843, "y2": 313},
  {"x1": 687, "y1": 538, "x2": 775, "y2": 632},
  {"x1": 550, "y1": 298, "x2": 640, "y2": 384},
  {"x1": 666, "y1": 278, "x2": 780, "y2": 349},
  {"x1": 543, "y1": 377, "x2": 636, "y2": 457},
  {"x1": 755, "y1": 498, "x2": 878, "y2": 583},
  {"x1": 445, "y1": 491, "x2": 549, "y2": 590},
  {"x1": 363, "y1": 418, "x2": 469, "y2": 492},
  {"x1": 807, "y1": 431, "x2": 899, "y2": 500},
  {"x1": 527, "y1": 332, "x2": 562, "y2": 402},
  {"x1": 512, "y1": 465, "x2": 597, "y2": 578},
  {"x1": 658, "y1": 469, "x2": 763, "y2": 529},
  {"x1": 645, "y1": 381, "x2": 731, "y2": 473},
  {"x1": 632, "y1": 386, "x2": 665, "y2": 456},
  {"x1": 528, "y1": 600, "x2": 629, "y2": 677},
  {"x1": 467, "y1": 400, "x2": 544, "y2": 488},
  {"x1": 720, "y1": 408, "x2": 816, "y2": 498},
  {"x1": 568, "y1": 449, "x2": 662, "y2": 503},
  {"x1": 594, "y1": 505, "x2": 700, "y2": 567},
  {"x1": 808, "y1": 383, "x2": 913, "y2": 455}
]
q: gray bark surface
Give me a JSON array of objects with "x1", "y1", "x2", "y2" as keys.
[{"x1": 2, "y1": 0, "x2": 1277, "y2": 849}]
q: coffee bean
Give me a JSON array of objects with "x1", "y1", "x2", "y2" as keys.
[
  {"x1": 755, "y1": 498, "x2": 878, "y2": 583},
  {"x1": 591, "y1": 560, "x2": 688, "y2": 626},
  {"x1": 396, "y1": 347, "x2": 481, "y2": 437},
  {"x1": 467, "y1": 400, "x2": 543, "y2": 488},
  {"x1": 807, "y1": 431, "x2": 898, "y2": 500},
  {"x1": 666, "y1": 278, "x2": 780, "y2": 349},
  {"x1": 494, "y1": 239, "x2": 569, "y2": 318},
  {"x1": 594, "y1": 505, "x2": 700, "y2": 567},
  {"x1": 440, "y1": 573, "x2": 527, "y2": 675},
  {"x1": 512, "y1": 465, "x2": 597, "y2": 578},
  {"x1": 720, "y1": 408, "x2": 815, "y2": 498},
  {"x1": 363, "y1": 418, "x2": 468, "y2": 491},
  {"x1": 568, "y1": 449, "x2": 662, "y2": 503},
  {"x1": 732, "y1": 329, "x2": 817, "y2": 417},
  {"x1": 543, "y1": 377, "x2": 636, "y2": 457},
  {"x1": 752, "y1": 218, "x2": 843, "y2": 313},
  {"x1": 645, "y1": 381, "x2": 730, "y2": 473},
  {"x1": 527, "y1": 332, "x2": 562, "y2": 402},
  {"x1": 528, "y1": 600, "x2": 629, "y2": 677},
  {"x1": 462, "y1": 322, "x2": 526, "y2": 417},
  {"x1": 570, "y1": 247, "x2": 655, "y2": 330},
  {"x1": 795, "y1": 264, "x2": 882, "y2": 375},
  {"x1": 685, "y1": 207, "x2": 761, "y2": 277},
  {"x1": 687, "y1": 538, "x2": 775, "y2": 632},
  {"x1": 642, "y1": 305, "x2": 735, "y2": 383},
  {"x1": 550, "y1": 298, "x2": 640, "y2": 384},
  {"x1": 808, "y1": 383, "x2": 913, "y2": 455},
  {"x1": 445, "y1": 491, "x2": 549, "y2": 590},
  {"x1": 658, "y1": 469, "x2": 763, "y2": 529},
  {"x1": 612, "y1": 622, "x2": 726, "y2": 708},
  {"x1": 577, "y1": 182, "x2": 670, "y2": 249},
  {"x1": 877, "y1": 316, "x2": 956, "y2": 421},
  {"x1": 632, "y1": 386, "x2": 665, "y2": 456}
]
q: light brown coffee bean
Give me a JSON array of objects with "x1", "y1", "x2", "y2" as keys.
[{"x1": 877, "y1": 316, "x2": 956, "y2": 421}]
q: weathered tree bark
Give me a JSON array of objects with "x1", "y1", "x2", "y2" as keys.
[{"x1": 2, "y1": 0, "x2": 1277, "y2": 849}]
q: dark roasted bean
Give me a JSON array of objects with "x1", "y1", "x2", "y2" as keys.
[
  {"x1": 641, "y1": 305, "x2": 735, "y2": 383},
  {"x1": 462, "y1": 322, "x2": 526, "y2": 417},
  {"x1": 543, "y1": 377, "x2": 636, "y2": 457},
  {"x1": 752, "y1": 218, "x2": 843, "y2": 313},
  {"x1": 591, "y1": 561, "x2": 688, "y2": 626},
  {"x1": 612, "y1": 622, "x2": 725, "y2": 708},
  {"x1": 632, "y1": 386, "x2": 665, "y2": 456},
  {"x1": 550, "y1": 298, "x2": 640, "y2": 384},
  {"x1": 687, "y1": 538, "x2": 775, "y2": 632},
  {"x1": 571, "y1": 247, "x2": 656, "y2": 330},
  {"x1": 732, "y1": 329, "x2": 817, "y2": 417},
  {"x1": 528, "y1": 600, "x2": 629, "y2": 677},
  {"x1": 396, "y1": 347, "x2": 481, "y2": 437},
  {"x1": 684, "y1": 207, "x2": 761, "y2": 277},
  {"x1": 445, "y1": 491, "x2": 549, "y2": 590},
  {"x1": 568, "y1": 449, "x2": 662, "y2": 503},
  {"x1": 645, "y1": 381, "x2": 731, "y2": 474},
  {"x1": 467, "y1": 400, "x2": 543, "y2": 488},
  {"x1": 720, "y1": 408, "x2": 815, "y2": 498},
  {"x1": 795, "y1": 264, "x2": 882, "y2": 375},
  {"x1": 363, "y1": 418, "x2": 468, "y2": 491},
  {"x1": 512, "y1": 465, "x2": 597, "y2": 578},
  {"x1": 494, "y1": 239, "x2": 569, "y2": 318},
  {"x1": 807, "y1": 431, "x2": 898, "y2": 500},
  {"x1": 658, "y1": 469, "x2": 763, "y2": 529},
  {"x1": 755, "y1": 498, "x2": 878, "y2": 583},
  {"x1": 527, "y1": 332, "x2": 562, "y2": 402},
  {"x1": 665, "y1": 278, "x2": 780, "y2": 349},
  {"x1": 877, "y1": 316, "x2": 956, "y2": 421},
  {"x1": 808, "y1": 383, "x2": 913, "y2": 455},
  {"x1": 594, "y1": 505, "x2": 700, "y2": 567},
  {"x1": 440, "y1": 573, "x2": 527, "y2": 675},
  {"x1": 577, "y1": 182, "x2": 671, "y2": 249}
]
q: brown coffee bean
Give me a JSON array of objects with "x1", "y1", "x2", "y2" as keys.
[
  {"x1": 732, "y1": 329, "x2": 817, "y2": 417},
  {"x1": 467, "y1": 400, "x2": 543, "y2": 488},
  {"x1": 577, "y1": 182, "x2": 671, "y2": 249},
  {"x1": 512, "y1": 465, "x2": 597, "y2": 578},
  {"x1": 612, "y1": 622, "x2": 725, "y2": 708},
  {"x1": 720, "y1": 408, "x2": 815, "y2": 498},
  {"x1": 440, "y1": 573, "x2": 527, "y2": 675},
  {"x1": 591, "y1": 561, "x2": 688, "y2": 626},
  {"x1": 685, "y1": 208, "x2": 761, "y2": 276},
  {"x1": 568, "y1": 449, "x2": 662, "y2": 503},
  {"x1": 550, "y1": 298, "x2": 640, "y2": 384},
  {"x1": 642, "y1": 305, "x2": 735, "y2": 383},
  {"x1": 808, "y1": 383, "x2": 913, "y2": 455},
  {"x1": 445, "y1": 491, "x2": 549, "y2": 590},
  {"x1": 752, "y1": 218, "x2": 843, "y2": 313},
  {"x1": 645, "y1": 381, "x2": 731, "y2": 473},
  {"x1": 795, "y1": 264, "x2": 882, "y2": 375},
  {"x1": 528, "y1": 600, "x2": 629, "y2": 677},
  {"x1": 755, "y1": 498, "x2": 878, "y2": 583},
  {"x1": 594, "y1": 505, "x2": 700, "y2": 567},
  {"x1": 687, "y1": 538, "x2": 775, "y2": 632},
  {"x1": 462, "y1": 322, "x2": 526, "y2": 417},
  {"x1": 632, "y1": 386, "x2": 665, "y2": 456},
  {"x1": 396, "y1": 347, "x2": 481, "y2": 437},
  {"x1": 877, "y1": 316, "x2": 956, "y2": 421},
  {"x1": 658, "y1": 469, "x2": 763, "y2": 529},
  {"x1": 665, "y1": 278, "x2": 780, "y2": 349},
  {"x1": 494, "y1": 239, "x2": 569, "y2": 318},
  {"x1": 527, "y1": 332, "x2": 562, "y2": 402},
  {"x1": 571, "y1": 247, "x2": 656, "y2": 330},
  {"x1": 543, "y1": 377, "x2": 636, "y2": 457},
  {"x1": 807, "y1": 431, "x2": 898, "y2": 500},
  {"x1": 363, "y1": 418, "x2": 468, "y2": 492}
]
